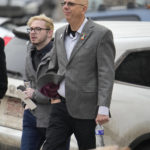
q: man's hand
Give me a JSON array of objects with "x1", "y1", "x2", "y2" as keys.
[
  {"x1": 24, "y1": 88, "x2": 35, "y2": 99},
  {"x1": 95, "y1": 114, "x2": 109, "y2": 125}
]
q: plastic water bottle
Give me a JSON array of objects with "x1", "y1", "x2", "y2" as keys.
[{"x1": 95, "y1": 124, "x2": 104, "y2": 146}]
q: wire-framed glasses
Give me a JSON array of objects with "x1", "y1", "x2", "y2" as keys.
[{"x1": 27, "y1": 27, "x2": 50, "y2": 33}]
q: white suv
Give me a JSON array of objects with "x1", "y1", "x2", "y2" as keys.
[{"x1": 1, "y1": 21, "x2": 150, "y2": 150}]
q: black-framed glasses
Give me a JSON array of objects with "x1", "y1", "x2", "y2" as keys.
[
  {"x1": 27, "y1": 27, "x2": 50, "y2": 33},
  {"x1": 61, "y1": 1, "x2": 84, "y2": 7}
]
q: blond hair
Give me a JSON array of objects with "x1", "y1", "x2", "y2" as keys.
[{"x1": 27, "y1": 14, "x2": 54, "y2": 31}]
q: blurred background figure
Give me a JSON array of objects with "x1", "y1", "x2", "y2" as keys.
[
  {"x1": 0, "y1": 37, "x2": 8, "y2": 99},
  {"x1": 38, "y1": 0, "x2": 57, "y2": 17}
]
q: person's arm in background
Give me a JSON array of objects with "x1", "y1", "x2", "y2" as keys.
[{"x1": 0, "y1": 38, "x2": 8, "y2": 99}]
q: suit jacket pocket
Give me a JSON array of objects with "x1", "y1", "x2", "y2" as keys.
[{"x1": 80, "y1": 86, "x2": 97, "y2": 93}]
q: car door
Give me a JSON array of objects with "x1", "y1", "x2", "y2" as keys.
[{"x1": 104, "y1": 48, "x2": 150, "y2": 149}]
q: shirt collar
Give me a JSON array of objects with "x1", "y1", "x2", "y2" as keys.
[
  {"x1": 66, "y1": 18, "x2": 88, "y2": 37},
  {"x1": 77, "y1": 18, "x2": 88, "y2": 34},
  {"x1": 31, "y1": 41, "x2": 53, "y2": 58}
]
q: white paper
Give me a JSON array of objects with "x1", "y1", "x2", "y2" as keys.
[{"x1": 16, "y1": 89, "x2": 37, "y2": 110}]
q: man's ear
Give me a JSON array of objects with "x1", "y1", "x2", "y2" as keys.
[
  {"x1": 48, "y1": 30, "x2": 53, "y2": 38},
  {"x1": 83, "y1": 5, "x2": 88, "y2": 13}
]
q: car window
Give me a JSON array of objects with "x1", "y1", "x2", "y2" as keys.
[
  {"x1": 5, "y1": 36, "x2": 27, "y2": 80},
  {"x1": 115, "y1": 49, "x2": 150, "y2": 87},
  {"x1": 91, "y1": 15, "x2": 141, "y2": 21}
]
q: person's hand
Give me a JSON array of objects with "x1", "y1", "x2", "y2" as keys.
[
  {"x1": 95, "y1": 114, "x2": 109, "y2": 125},
  {"x1": 24, "y1": 88, "x2": 35, "y2": 99}
]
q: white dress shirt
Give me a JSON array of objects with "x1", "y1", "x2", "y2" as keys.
[{"x1": 58, "y1": 18, "x2": 109, "y2": 116}]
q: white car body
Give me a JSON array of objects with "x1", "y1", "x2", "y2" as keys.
[
  {"x1": 101, "y1": 21, "x2": 150, "y2": 148},
  {"x1": 0, "y1": 17, "x2": 14, "y2": 45},
  {"x1": 0, "y1": 27, "x2": 14, "y2": 38},
  {"x1": 1, "y1": 21, "x2": 150, "y2": 150}
]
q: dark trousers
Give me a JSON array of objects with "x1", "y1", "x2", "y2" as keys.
[
  {"x1": 21, "y1": 109, "x2": 46, "y2": 150},
  {"x1": 43, "y1": 101, "x2": 96, "y2": 150}
]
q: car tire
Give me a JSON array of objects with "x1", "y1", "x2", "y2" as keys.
[
  {"x1": 130, "y1": 133, "x2": 150, "y2": 150},
  {"x1": 134, "y1": 140, "x2": 150, "y2": 150},
  {"x1": 135, "y1": 140, "x2": 150, "y2": 150}
]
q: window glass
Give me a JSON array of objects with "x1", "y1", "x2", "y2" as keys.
[
  {"x1": 5, "y1": 37, "x2": 27, "y2": 79},
  {"x1": 92, "y1": 15, "x2": 140, "y2": 21},
  {"x1": 115, "y1": 50, "x2": 150, "y2": 87},
  {"x1": 88, "y1": 0, "x2": 103, "y2": 11}
]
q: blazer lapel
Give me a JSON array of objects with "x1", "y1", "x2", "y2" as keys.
[
  {"x1": 68, "y1": 20, "x2": 94, "y2": 65},
  {"x1": 59, "y1": 28, "x2": 68, "y2": 64}
]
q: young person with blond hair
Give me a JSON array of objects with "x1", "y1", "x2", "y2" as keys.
[{"x1": 21, "y1": 14, "x2": 55, "y2": 150}]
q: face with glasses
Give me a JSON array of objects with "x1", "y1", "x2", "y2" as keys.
[
  {"x1": 61, "y1": 0, "x2": 87, "y2": 22},
  {"x1": 27, "y1": 27, "x2": 50, "y2": 34},
  {"x1": 27, "y1": 20, "x2": 52, "y2": 48}
]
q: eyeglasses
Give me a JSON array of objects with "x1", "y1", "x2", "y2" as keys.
[
  {"x1": 27, "y1": 27, "x2": 50, "y2": 33},
  {"x1": 61, "y1": 1, "x2": 84, "y2": 7}
]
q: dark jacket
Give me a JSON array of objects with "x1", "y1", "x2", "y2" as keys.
[
  {"x1": 0, "y1": 38, "x2": 8, "y2": 99},
  {"x1": 25, "y1": 41, "x2": 53, "y2": 127}
]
